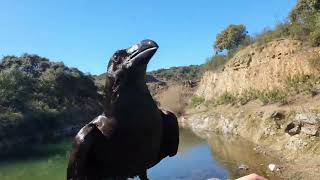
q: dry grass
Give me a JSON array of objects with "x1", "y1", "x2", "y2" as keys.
[
  {"x1": 207, "y1": 89, "x2": 288, "y2": 106},
  {"x1": 284, "y1": 74, "x2": 320, "y2": 96},
  {"x1": 309, "y1": 53, "x2": 320, "y2": 71},
  {"x1": 216, "y1": 92, "x2": 238, "y2": 105}
]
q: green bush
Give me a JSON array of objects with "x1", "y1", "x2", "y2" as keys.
[
  {"x1": 289, "y1": 23, "x2": 311, "y2": 40},
  {"x1": 0, "y1": 111, "x2": 23, "y2": 124},
  {"x1": 285, "y1": 74, "x2": 319, "y2": 96},
  {"x1": 255, "y1": 23, "x2": 293, "y2": 45},
  {"x1": 253, "y1": 0, "x2": 320, "y2": 46},
  {"x1": 309, "y1": 53, "x2": 320, "y2": 70},
  {"x1": 216, "y1": 92, "x2": 238, "y2": 105},
  {"x1": 0, "y1": 69, "x2": 35, "y2": 110},
  {"x1": 213, "y1": 89, "x2": 288, "y2": 106},
  {"x1": 214, "y1": 24, "x2": 248, "y2": 53},
  {"x1": 310, "y1": 30, "x2": 320, "y2": 46},
  {"x1": 289, "y1": 0, "x2": 320, "y2": 25},
  {"x1": 148, "y1": 65, "x2": 202, "y2": 82},
  {"x1": 238, "y1": 89, "x2": 260, "y2": 105},
  {"x1": 191, "y1": 96, "x2": 205, "y2": 107},
  {"x1": 202, "y1": 55, "x2": 228, "y2": 72},
  {"x1": 256, "y1": 89, "x2": 288, "y2": 105},
  {"x1": 0, "y1": 54, "x2": 103, "y2": 141}
]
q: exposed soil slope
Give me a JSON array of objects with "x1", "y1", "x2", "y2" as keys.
[
  {"x1": 196, "y1": 39, "x2": 320, "y2": 100},
  {"x1": 184, "y1": 39, "x2": 320, "y2": 179}
]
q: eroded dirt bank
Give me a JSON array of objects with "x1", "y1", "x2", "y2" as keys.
[
  {"x1": 179, "y1": 95, "x2": 320, "y2": 179},
  {"x1": 180, "y1": 39, "x2": 320, "y2": 179}
]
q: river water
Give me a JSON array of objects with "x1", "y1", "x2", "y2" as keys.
[{"x1": 0, "y1": 129, "x2": 279, "y2": 180}]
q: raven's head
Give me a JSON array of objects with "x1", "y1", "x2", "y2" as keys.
[
  {"x1": 104, "y1": 40, "x2": 158, "y2": 109},
  {"x1": 107, "y1": 39, "x2": 158, "y2": 80}
]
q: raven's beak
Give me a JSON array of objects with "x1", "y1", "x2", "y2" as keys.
[{"x1": 124, "y1": 39, "x2": 158, "y2": 68}]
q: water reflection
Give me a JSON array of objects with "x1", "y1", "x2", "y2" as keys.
[
  {"x1": 205, "y1": 133, "x2": 281, "y2": 180},
  {"x1": 0, "y1": 129, "x2": 280, "y2": 180},
  {"x1": 146, "y1": 129, "x2": 280, "y2": 180},
  {"x1": 144, "y1": 129, "x2": 230, "y2": 180}
]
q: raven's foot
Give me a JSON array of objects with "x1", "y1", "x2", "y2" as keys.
[{"x1": 138, "y1": 171, "x2": 149, "y2": 180}]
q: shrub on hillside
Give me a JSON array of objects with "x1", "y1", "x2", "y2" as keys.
[
  {"x1": 285, "y1": 74, "x2": 319, "y2": 96},
  {"x1": 214, "y1": 24, "x2": 248, "y2": 53},
  {"x1": 191, "y1": 96, "x2": 205, "y2": 108},
  {"x1": 149, "y1": 65, "x2": 202, "y2": 82},
  {"x1": 216, "y1": 92, "x2": 238, "y2": 105},
  {"x1": 209, "y1": 89, "x2": 288, "y2": 107},
  {"x1": 238, "y1": 89, "x2": 260, "y2": 105},
  {"x1": 0, "y1": 54, "x2": 103, "y2": 141},
  {"x1": 309, "y1": 53, "x2": 320, "y2": 71},
  {"x1": 310, "y1": 29, "x2": 320, "y2": 46},
  {"x1": 256, "y1": 89, "x2": 288, "y2": 105},
  {"x1": 289, "y1": 0, "x2": 320, "y2": 26},
  {"x1": 202, "y1": 55, "x2": 228, "y2": 72},
  {"x1": 254, "y1": 0, "x2": 320, "y2": 46},
  {"x1": 255, "y1": 23, "x2": 293, "y2": 44},
  {"x1": 0, "y1": 69, "x2": 35, "y2": 110}
]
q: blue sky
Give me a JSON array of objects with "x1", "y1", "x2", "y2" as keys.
[{"x1": 0, "y1": 0, "x2": 297, "y2": 75}]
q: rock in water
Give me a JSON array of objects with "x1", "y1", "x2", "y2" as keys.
[{"x1": 268, "y1": 163, "x2": 280, "y2": 172}]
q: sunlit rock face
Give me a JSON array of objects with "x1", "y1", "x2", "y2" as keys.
[{"x1": 196, "y1": 39, "x2": 320, "y2": 100}]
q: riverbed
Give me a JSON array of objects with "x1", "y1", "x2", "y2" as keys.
[{"x1": 0, "y1": 129, "x2": 280, "y2": 180}]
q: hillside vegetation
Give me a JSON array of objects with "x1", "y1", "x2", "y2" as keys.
[
  {"x1": 197, "y1": 0, "x2": 320, "y2": 103},
  {"x1": 0, "y1": 54, "x2": 103, "y2": 151},
  {"x1": 94, "y1": 65, "x2": 202, "y2": 97},
  {"x1": 94, "y1": 65, "x2": 202, "y2": 87},
  {"x1": 204, "y1": 0, "x2": 320, "y2": 73},
  {"x1": 148, "y1": 65, "x2": 202, "y2": 82}
]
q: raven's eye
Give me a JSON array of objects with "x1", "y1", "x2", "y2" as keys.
[{"x1": 113, "y1": 55, "x2": 121, "y2": 64}]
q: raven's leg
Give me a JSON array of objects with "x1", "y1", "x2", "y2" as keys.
[{"x1": 138, "y1": 171, "x2": 149, "y2": 180}]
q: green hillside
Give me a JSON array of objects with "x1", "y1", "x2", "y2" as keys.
[{"x1": 0, "y1": 54, "x2": 103, "y2": 153}]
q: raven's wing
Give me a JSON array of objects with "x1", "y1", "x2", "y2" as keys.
[
  {"x1": 67, "y1": 115, "x2": 116, "y2": 180},
  {"x1": 158, "y1": 109, "x2": 179, "y2": 161}
]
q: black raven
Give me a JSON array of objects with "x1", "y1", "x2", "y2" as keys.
[{"x1": 67, "y1": 40, "x2": 179, "y2": 180}]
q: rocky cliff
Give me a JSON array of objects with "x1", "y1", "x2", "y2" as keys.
[
  {"x1": 196, "y1": 39, "x2": 320, "y2": 100},
  {"x1": 183, "y1": 39, "x2": 320, "y2": 179}
]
